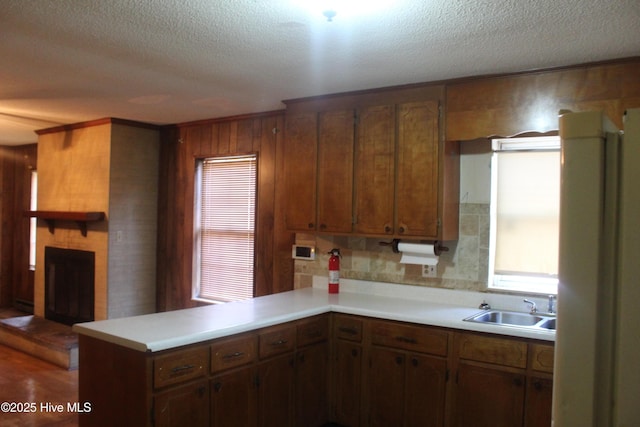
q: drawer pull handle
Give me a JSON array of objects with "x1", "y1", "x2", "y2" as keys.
[
  {"x1": 223, "y1": 351, "x2": 245, "y2": 359},
  {"x1": 171, "y1": 364, "x2": 196, "y2": 374},
  {"x1": 396, "y1": 336, "x2": 417, "y2": 344},
  {"x1": 271, "y1": 339, "x2": 288, "y2": 346},
  {"x1": 339, "y1": 327, "x2": 358, "y2": 335}
]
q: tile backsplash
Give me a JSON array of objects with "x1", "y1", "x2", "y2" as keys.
[{"x1": 294, "y1": 203, "x2": 489, "y2": 292}]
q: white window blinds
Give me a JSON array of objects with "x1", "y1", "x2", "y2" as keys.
[
  {"x1": 490, "y1": 136, "x2": 560, "y2": 293},
  {"x1": 194, "y1": 155, "x2": 256, "y2": 303}
]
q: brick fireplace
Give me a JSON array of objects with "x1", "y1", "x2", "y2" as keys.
[
  {"x1": 44, "y1": 246, "x2": 95, "y2": 325},
  {"x1": 33, "y1": 118, "x2": 159, "y2": 322}
]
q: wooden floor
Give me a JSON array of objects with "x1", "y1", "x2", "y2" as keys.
[{"x1": 0, "y1": 344, "x2": 78, "y2": 426}]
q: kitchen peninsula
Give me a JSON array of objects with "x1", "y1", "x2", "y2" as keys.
[{"x1": 74, "y1": 280, "x2": 555, "y2": 426}]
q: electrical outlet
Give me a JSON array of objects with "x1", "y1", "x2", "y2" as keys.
[{"x1": 422, "y1": 264, "x2": 437, "y2": 278}]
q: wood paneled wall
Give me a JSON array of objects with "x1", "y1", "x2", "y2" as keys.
[
  {"x1": 156, "y1": 111, "x2": 293, "y2": 312},
  {"x1": 0, "y1": 144, "x2": 37, "y2": 310},
  {"x1": 446, "y1": 58, "x2": 640, "y2": 141}
]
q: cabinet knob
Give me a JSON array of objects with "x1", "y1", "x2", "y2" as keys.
[
  {"x1": 213, "y1": 382, "x2": 222, "y2": 392},
  {"x1": 351, "y1": 349, "x2": 358, "y2": 357},
  {"x1": 308, "y1": 223, "x2": 314, "y2": 229},
  {"x1": 399, "y1": 226, "x2": 405, "y2": 233},
  {"x1": 384, "y1": 225, "x2": 392, "y2": 233},
  {"x1": 320, "y1": 223, "x2": 327, "y2": 230},
  {"x1": 198, "y1": 385, "x2": 207, "y2": 397},
  {"x1": 395, "y1": 356, "x2": 404, "y2": 365},
  {"x1": 411, "y1": 358, "x2": 418, "y2": 367}
]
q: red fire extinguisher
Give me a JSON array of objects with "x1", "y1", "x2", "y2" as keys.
[{"x1": 328, "y1": 248, "x2": 341, "y2": 294}]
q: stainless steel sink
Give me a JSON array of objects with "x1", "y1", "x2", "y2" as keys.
[
  {"x1": 464, "y1": 310, "x2": 556, "y2": 330},
  {"x1": 538, "y1": 318, "x2": 556, "y2": 330}
]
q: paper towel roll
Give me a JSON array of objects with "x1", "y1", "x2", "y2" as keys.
[{"x1": 398, "y1": 242, "x2": 439, "y2": 265}]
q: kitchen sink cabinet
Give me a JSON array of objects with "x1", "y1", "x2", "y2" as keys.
[
  {"x1": 524, "y1": 376, "x2": 553, "y2": 427},
  {"x1": 452, "y1": 332, "x2": 554, "y2": 427},
  {"x1": 524, "y1": 343, "x2": 554, "y2": 427},
  {"x1": 453, "y1": 362, "x2": 526, "y2": 427}
]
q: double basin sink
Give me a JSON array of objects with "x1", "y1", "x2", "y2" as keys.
[{"x1": 464, "y1": 310, "x2": 556, "y2": 331}]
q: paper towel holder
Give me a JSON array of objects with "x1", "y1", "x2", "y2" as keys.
[
  {"x1": 378, "y1": 238, "x2": 401, "y2": 253},
  {"x1": 378, "y1": 239, "x2": 449, "y2": 255}
]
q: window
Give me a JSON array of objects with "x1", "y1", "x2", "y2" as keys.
[
  {"x1": 489, "y1": 136, "x2": 560, "y2": 294},
  {"x1": 193, "y1": 155, "x2": 257, "y2": 303}
]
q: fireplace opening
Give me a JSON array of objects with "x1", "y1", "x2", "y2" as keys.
[{"x1": 44, "y1": 247, "x2": 95, "y2": 325}]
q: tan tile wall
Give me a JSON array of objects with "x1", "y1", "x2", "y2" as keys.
[{"x1": 294, "y1": 203, "x2": 489, "y2": 292}]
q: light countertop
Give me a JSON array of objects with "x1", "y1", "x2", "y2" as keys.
[{"x1": 73, "y1": 279, "x2": 555, "y2": 352}]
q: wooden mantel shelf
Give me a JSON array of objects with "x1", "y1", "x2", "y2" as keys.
[{"x1": 24, "y1": 211, "x2": 106, "y2": 237}]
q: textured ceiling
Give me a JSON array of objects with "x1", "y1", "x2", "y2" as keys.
[{"x1": 1, "y1": 0, "x2": 639, "y2": 145}]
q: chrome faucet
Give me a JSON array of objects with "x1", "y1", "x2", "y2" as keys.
[
  {"x1": 547, "y1": 295, "x2": 556, "y2": 314},
  {"x1": 524, "y1": 299, "x2": 537, "y2": 314}
]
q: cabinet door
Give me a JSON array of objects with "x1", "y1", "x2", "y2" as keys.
[
  {"x1": 354, "y1": 105, "x2": 396, "y2": 235},
  {"x1": 154, "y1": 380, "x2": 209, "y2": 427},
  {"x1": 524, "y1": 377, "x2": 553, "y2": 427},
  {"x1": 258, "y1": 354, "x2": 295, "y2": 427},
  {"x1": 396, "y1": 100, "x2": 440, "y2": 238},
  {"x1": 284, "y1": 112, "x2": 317, "y2": 231},
  {"x1": 368, "y1": 347, "x2": 405, "y2": 427},
  {"x1": 334, "y1": 340, "x2": 362, "y2": 427},
  {"x1": 454, "y1": 363, "x2": 525, "y2": 427},
  {"x1": 211, "y1": 368, "x2": 256, "y2": 427},
  {"x1": 405, "y1": 354, "x2": 447, "y2": 427},
  {"x1": 317, "y1": 109, "x2": 355, "y2": 233},
  {"x1": 295, "y1": 342, "x2": 329, "y2": 427}
]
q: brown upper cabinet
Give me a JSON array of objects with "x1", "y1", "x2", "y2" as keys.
[
  {"x1": 283, "y1": 86, "x2": 459, "y2": 241},
  {"x1": 317, "y1": 109, "x2": 356, "y2": 233},
  {"x1": 283, "y1": 112, "x2": 318, "y2": 232}
]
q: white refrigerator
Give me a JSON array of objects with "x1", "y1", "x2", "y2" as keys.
[{"x1": 553, "y1": 109, "x2": 640, "y2": 426}]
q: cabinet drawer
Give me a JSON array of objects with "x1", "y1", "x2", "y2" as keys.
[
  {"x1": 530, "y1": 343, "x2": 554, "y2": 373},
  {"x1": 154, "y1": 346, "x2": 208, "y2": 389},
  {"x1": 333, "y1": 314, "x2": 363, "y2": 342},
  {"x1": 370, "y1": 320, "x2": 448, "y2": 356},
  {"x1": 297, "y1": 315, "x2": 329, "y2": 347},
  {"x1": 259, "y1": 324, "x2": 296, "y2": 359},
  {"x1": 457, "y1": 333, "x2": 527, "y2": 368},
  {"x1": 211, "y1": 334, "x2": 257, "y2": 374}
]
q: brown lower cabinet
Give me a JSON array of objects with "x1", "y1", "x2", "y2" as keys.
[
  {"x1": 211, "y1": 367, "x2": 255, "y2": 427},
  {"x1": 78, "y1": 313, "x2": 553, "y2": 427},
  {"x1": 155, "y1": 380, "x2": 209, "y2": 427},
  {"x1": 366, "y1": 319, "x2": 448, "y2": 427}
]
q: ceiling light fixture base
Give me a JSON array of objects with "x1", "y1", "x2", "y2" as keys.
[{"x1": 323, "y1": 9, "x2": 337, "y2": 22}]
